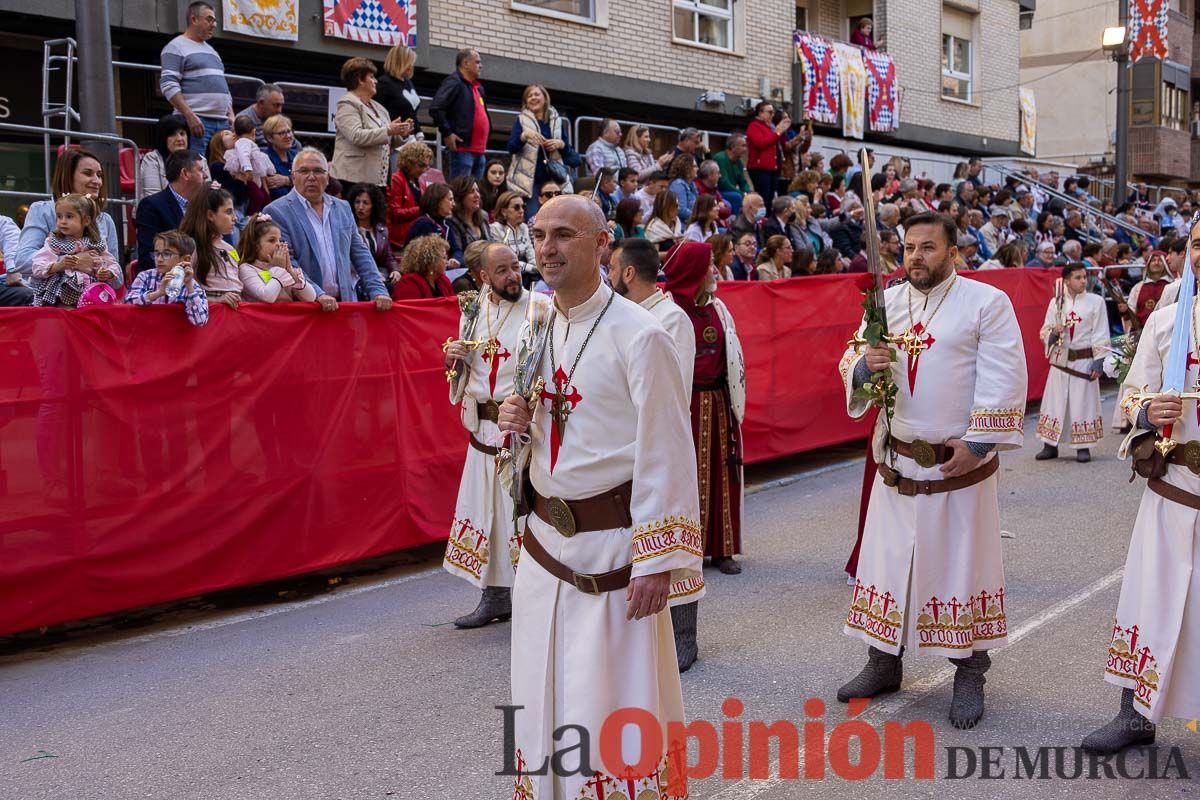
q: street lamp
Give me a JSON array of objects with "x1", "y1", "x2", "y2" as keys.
[{"x1": 1102, "y1": 2, "x2": 1130, "y2": 207}]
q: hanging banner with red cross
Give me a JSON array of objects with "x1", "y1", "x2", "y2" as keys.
[
  {"x1": 1129, "y1": 0, "x2": 1168, "y2": 62},
  {"x1": 794, "y1": 32, "x2": 841, "y2": 125},
  {"x1": 324, "y1": 0, "x2": 416, "y2": 47},
  {"x1": 863, "y1": 50, "x2": 898, "y2": 133}
]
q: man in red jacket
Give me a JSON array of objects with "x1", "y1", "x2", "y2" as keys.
[{"x1": 745, "y1": 101, "x2": 790, "y2": 209}]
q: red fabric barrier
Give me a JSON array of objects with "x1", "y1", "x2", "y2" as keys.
[
  {"x1": 0, "y1": 269, "x2": 1056, "y2": 634},
  {"x1": 723, "y1": 268, "x2": 1056, "y2": 463}
]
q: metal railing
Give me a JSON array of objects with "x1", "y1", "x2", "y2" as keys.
[
  {"x1": 0, "y1": 122, "x2": 140, "y2": 207},
  {"x1": 984, "y1": 163, "x2": 1156, "y2": 246},
  {"x1": 572, "y1": 116, "x2": 733, "y2": 175}
]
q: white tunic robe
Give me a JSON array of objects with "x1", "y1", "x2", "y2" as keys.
[
  {"x1": 1105, "y1": 305, "x2": 1200, "y2": 723},
  {"x1": 443, "y1": 289, "x2": 550, "y2": 588},
  {"x1": 1037, "y1": 291, "x2": 1107, "y2": 449},
  {"x1": 510, "y1": 283, "x2": 703, "y2": 800},
  {"x1": 640, "y1": 288, "x2": 696, "y2": 390},
  {"x1": 837, "y1": 273, "x2": 1028, "y2": 658}
]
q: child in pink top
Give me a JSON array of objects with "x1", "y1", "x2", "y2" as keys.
[
  {"x1": 235, "y1": 214, "x2": 317, "y2": 303},
  {"x1": 30, "y1": 193, "x2": 120, "y2": 307}
]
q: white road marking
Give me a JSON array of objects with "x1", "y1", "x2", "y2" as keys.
[{"x1": 709, "y1": 565, "x2": 1126, "y2": 799}]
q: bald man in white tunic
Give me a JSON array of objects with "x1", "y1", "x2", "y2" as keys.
[{"x1": 499, "y1": 196, "x2": 702, "y2": 800}]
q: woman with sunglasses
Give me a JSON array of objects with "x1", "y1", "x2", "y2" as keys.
[{"x1": 488, "y1": 190, "x2": 537, "y2": 285}]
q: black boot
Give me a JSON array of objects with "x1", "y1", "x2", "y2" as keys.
[
  {"x1": 671, "y1": 601, "x2": 699, "y2": 673},
  {"x1": 713, "y1": 556, "x2": 742, "y2": 575},
  {"x1": 1035, "y1": 444, "x2": 1059, "y2": 460},
  {"x1": 949, "y1": 651, "x2": 990, "y2": 729},
  {"x1": 837, "y1": 646, "x2": 902, "y2": 702},
  {"x1": 1076, "y1": 448, "x2": 1091, "y2": 463},
  {"x1": 453, "y1": 586, "x2": 512, "y2": 628},
  {"x1": 1081, "y1": 688, "x2": 1156, "y2": 754}
]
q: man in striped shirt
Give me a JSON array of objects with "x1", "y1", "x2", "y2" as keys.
[{"x1": 160, "y1": 1, "x2": 234, "y2": 155}]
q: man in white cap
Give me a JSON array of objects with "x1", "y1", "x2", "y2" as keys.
[{"x1": 978, "y1": 206, "x2": 1011, "y2": 256}]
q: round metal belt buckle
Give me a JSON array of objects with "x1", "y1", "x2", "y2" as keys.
[
  {"x1": 1184, "y1": 441, "x2": 1200, "y2": 475},
  {"x1": 547, "y1": 497, "x2": 577, "y2": 537},
  {"x1": 482, "y1": 399, "x2": 500, "y2": 422},
  {"x1": 911, "y1": 438, "x2": 938, "y2": 469}
]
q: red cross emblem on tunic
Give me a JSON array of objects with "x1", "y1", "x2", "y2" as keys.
[
  {"x1": 539, "y1": 366, "x2": 582, "y2": 472},
  {"x1": 1065, "y1": 310, "x2": 1082, "y2": 342},
  {"x1": 897, "y1": 322, "x2": 935, "y2": 394},
  {"x1": 927, "y1": 596, "x2": 944, "y2": 623},
  {"x1": 582, "y1": 772, "x2": 615, "y2": 799},
  {"x1": 482, "y1": 339, "x2": 512, "y2": 397}
]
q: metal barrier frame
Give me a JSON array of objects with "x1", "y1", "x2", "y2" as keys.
[{"x1": 984, "y1": 162, "x2": 1156, "y2": 245}]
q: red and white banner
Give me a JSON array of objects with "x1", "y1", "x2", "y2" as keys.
[
  {"x1": 0, "y1": 270, "x2": 1056, "y2": 634},
  {"x1": 1129, "y1": 0, "x2": 1168, "y2": 62},
  {"x1": 323, "y1": 0, "x2": 416, "y2": 47}
]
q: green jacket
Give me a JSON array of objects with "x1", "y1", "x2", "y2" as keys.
[{"x1": 714, "y1": 150, "x2": 753, "y2": 193}]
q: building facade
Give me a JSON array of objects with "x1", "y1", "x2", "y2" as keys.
[
  {"x1": 0, "y1": 0, "x2": 1032, "y2": 213},
  {"x1": 1020, "y1": 0, "x2": 1198, "y2": 186}
]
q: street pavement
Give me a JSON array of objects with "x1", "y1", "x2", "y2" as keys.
[{"x1": 2, "y1": 397, "x2": 1199, "y2": 799}]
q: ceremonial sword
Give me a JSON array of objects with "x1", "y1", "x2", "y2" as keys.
[{"x1": 1128, "y1": 235, "x2": 1197, "y2": 457}]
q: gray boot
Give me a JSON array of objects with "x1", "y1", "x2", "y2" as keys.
[
  {"x1": 1081, "y1": 688, "x2": 1156, "y2": 754},
  {"x1": 949, "y1": 651, "x2": 990, "y2": 729},
  {"x1": 453, "y1": 586, "x2": 512, "y2": 629},
  {"x1": 671, "y1": 601, "x2": 699, "y2": 673},
  {"x1": 837, "y1": 646, "x2": 903, "y2": 702}
]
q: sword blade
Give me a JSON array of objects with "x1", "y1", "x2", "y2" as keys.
[
  {"x1": 857, "y1": 148, "x2": 888, "y2": 333},
  {"x1": 1163, "y1": 245, "x2": 1196, "y2": 393}
]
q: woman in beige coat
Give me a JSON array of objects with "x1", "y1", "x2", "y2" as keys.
[{"x1": 331, "y1": 57, "x2": 413, "y2": 187}]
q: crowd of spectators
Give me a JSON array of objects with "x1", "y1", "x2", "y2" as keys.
[{"x1": 2, "y1": 0, "x2": 1199, "y2": 318}]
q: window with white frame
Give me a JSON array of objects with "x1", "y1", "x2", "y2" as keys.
[
  {"x1": 674, "y1": 0, "x2": 734, "y2": 50},
  {"x1": 512, "y1": 0, "x2": 595, "y2": 23},
  {"x1": 941, "y1": 6, "x2": 975, "y2": 102}
]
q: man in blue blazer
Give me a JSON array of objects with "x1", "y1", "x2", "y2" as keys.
[
  {"x1": 263, "y1": 147, "x2": 392, "y2": 311},
  {"x1": 134, "y1": 150, "x2": 209, "y2": 271}
]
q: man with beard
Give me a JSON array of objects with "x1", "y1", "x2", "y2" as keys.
[
  {"x1": 662, "y1": 241, "x2": 747, "y2": 670},
  {"x1": 442, "y1": 243, "x2": 550, "y2": 627},
  {"x1": 836, "y1": 212, "x2": 1027, "y2": 728},
  {"x1": 498, "y1": 196, "x2": 701, "y2": 799},
  {"x1": 1083, "y1": 213, "x2": 1200, "y2": 753},
  {"x1": 607, "y1": 237, "x2": 695, "y2": 389}
]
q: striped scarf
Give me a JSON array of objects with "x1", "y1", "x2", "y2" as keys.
[{"x1": 46, "y1": 233, "x2": 105, "y2": 256}]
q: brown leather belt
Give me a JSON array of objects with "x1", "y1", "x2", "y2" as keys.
[
  {"x1": 469, "y1": 433, "x2": 498, "y2": 456},
  {"x1": 1053, "y1": 363, "x2": 1097, "y2": 381},
  {"x1": 878, "y1": 454, "x2": 1000, "y2": 496},
  {"x1": 1067, "y1": 347, "x2": 1094, "y2": 360},
  {"x1": 477, "y1": 400, "x2": 500, "y2": 424},
  {"x1": 889, "y1": 435, "x2": 952, "y2": 466},
  {"x1": 1148, "y1": 477, "x2": 1200, "y2": 510},
  {"x1": 522, "y1": 527, "x2": 632, "y2": 595},
  {"x1": 532, "y1": 481, "x2": 634, "y2": 538}
]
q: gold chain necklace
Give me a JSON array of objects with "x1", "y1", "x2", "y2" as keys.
[
  {"x1": 906, "y1": 274, "x2": 957, "y2": 334},
  {"x1": 486, "y1": 292, "x2": 516, "y2": 344}
]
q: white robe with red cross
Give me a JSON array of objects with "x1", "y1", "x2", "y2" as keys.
[
  {"x1": 837, "y1": 273, "x2": 1028, "y2": 658},
  {"x1": 509, "y1": 282, "x2": 702, "y2": 800},
  {"x1": 443, "y1": 289, "x2": 550, "y2": 589},
  {"x1": 1106, "y1": 304, "x2": 1200, "y2": 723},
  {"x1": 1036, "y1": 291, "x2": 1108, "y2": 449}
]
